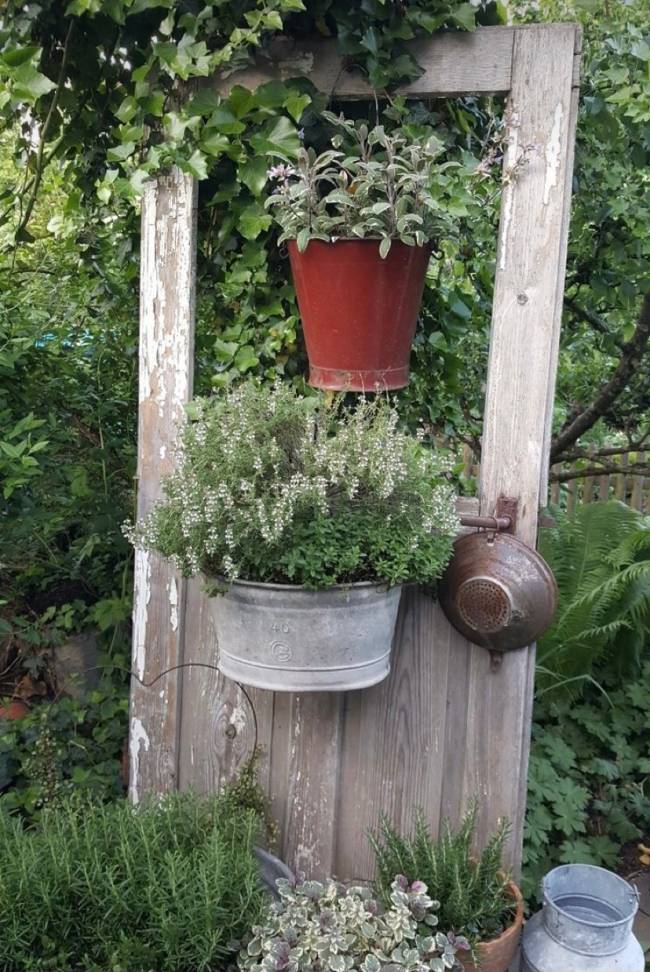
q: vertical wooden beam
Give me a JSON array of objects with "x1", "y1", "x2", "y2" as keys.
[
  {"x1": 129, "y1": 168, "x2": 198, "y2": 803},
  {"x1": 475, "y1": 24, "x2": 580, "y2": 869}
]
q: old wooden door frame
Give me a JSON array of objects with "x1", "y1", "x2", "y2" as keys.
[{"x1": 130, "y1": 24, "x2": 581, "y2": 874}]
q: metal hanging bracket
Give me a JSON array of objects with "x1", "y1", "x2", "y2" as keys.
[{"x1": 459, "y1": 495, "x2": 519, "y2": 535}]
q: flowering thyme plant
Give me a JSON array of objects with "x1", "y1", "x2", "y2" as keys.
[
  {"x1": 238, "y1": 878, "x2": 469, "y2": 972},
  {"x1": 265, "y1": 111, "x2": 471, "y2": 258},
  {"x1": 126, "y1": 381, "x2": 458, "y2": 589}
]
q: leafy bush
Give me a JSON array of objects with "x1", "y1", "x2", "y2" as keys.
[
  {"x1": 0, "y1": 688, "x2": 128, "y2": 818},
  {"x1": 266, "y1": 112, "x2": 475, "y2": 256},
  {"x1": 128, "y1": 382, "x2": 458, "y2": 589},
  {"x1": 524, "y1": 663, "x2": 650, "y2": 903},
  {"x1": 0, "y1": 790, "x2": 266, "y2": 972},
  {"x1": 369, "y1": 804, "x2": 514, "y2": 954},
  {"x1": 238, "y1": 877, "x2": 469, "y2": 972},
  {"x1": 537, "y1": 501, "x2": 650, "y2": 692}
]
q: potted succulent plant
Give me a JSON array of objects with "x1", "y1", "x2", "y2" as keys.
[
  {"x1": 128, "y1": 381, "x2": 458, "y2": 693},
  {"x1": 266, "y1": 112, "x2": 465, "y2": 392},
  {"x1": 369, "y1": 803, "x2": 524, "y2": 972},
  {"x1": 238, "y1": 876, "x2": 469, "y2": 972}
]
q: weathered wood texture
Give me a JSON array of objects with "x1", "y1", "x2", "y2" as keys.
[
  {"x1": 129, "y1": 169, "x2": 197, "y2": 803},
  {"x1": 212, "y1": 28, "x2": 514, "y2": 99},
  {"x1": 477, "y1": 24, "x2": 580, "y2": 867},
  {"x1": 133, "y1": 25, "x2": 581, "y2": 879}
]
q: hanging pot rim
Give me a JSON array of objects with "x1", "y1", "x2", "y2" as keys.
[{"x1": 204, "y1": 574, "x2": 399, "y2": 594}]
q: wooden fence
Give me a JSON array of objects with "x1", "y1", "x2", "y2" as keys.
[{"x1": 461, "y1": 445, "x2": 648, "y2": 513}]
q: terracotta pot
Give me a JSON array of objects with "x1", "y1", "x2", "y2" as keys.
[
  {"x1": 461, "y1": 882, "x2": 524, "y2": 972},
  {"x1": 287, "y1": 239, "x2": 430, "y2": 391},
  {"x1": 0, "y1": 700, "x2": 29, "y2": 721}
]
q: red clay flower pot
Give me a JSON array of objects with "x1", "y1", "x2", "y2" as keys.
[
  {"x1": 0, "y1": 700, "x2": 29, "y2": 721},
  {"x1": 460, "y1": 881, "x2": 525, "y2": 972},
  {"x1": 288, "y1": 239, "x2": 430, "y2": 391}
]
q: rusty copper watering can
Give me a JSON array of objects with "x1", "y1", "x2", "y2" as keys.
[{"x1": 439, "y1": 498, "x2": 558, "y2": 653}]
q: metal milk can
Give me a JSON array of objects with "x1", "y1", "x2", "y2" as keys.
[{"x1": 522, "y1": 864, "x2": 645, "y2": 971}]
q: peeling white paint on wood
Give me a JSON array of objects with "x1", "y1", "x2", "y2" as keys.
[
  {"x1": 169, "y1": 577, "x2": 179, "y2": 632},
  {"x1": 132, "y1": 549, "x2": 151, "y2": 681},
  {"x1": 543, "y1": 102, "x2": 564, "y2": 205},
  {"x1": 129, "y1": 716, "x2": 150, "y2": 804}
]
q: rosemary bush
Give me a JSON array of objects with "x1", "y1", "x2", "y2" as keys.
[
  {"x1": 0, "y1": 790, "x2": 266, "y2": 972},
  {"x1": 238, "y1": 877, "x2": 469, "y2": 972},
  {"x1": 369, "y1": 804, "x2": 515, "y2": 954},
  {"x1": 266, "y1": 112, "x2": 472, "y2": 257},
  {"x1": 128, "y1": 382, "x2": 458, "y2": 589}
]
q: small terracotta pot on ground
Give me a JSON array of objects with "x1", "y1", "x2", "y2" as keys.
[
  {"x1": 0, "y1": 700, "x2": 29, "y2": 721},
  {"x1": 288, "y1": 238, "x2": 430, "y2": 392},
  {"x1": 461, "y1": 881, "x2": 525, "y2": 972}
]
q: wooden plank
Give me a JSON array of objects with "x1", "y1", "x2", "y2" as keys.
[
  {"x1": 549, "y1": 465, "x2": 561, "y2": 506},
  {"x1": 213, "y1": 28, "x2": 514, "y2": 99},
  {"x1": 598, "y1": 473, "x2": 610, "y2": 501},
  {"x1": 615, "y1": 455, "x2": 627, "y2": 502},
  {"x1": 178, "y1": 499, "x2": 478, "y2": 879},
  {"x1": 129, "y1": 168, "x2": 197, "y2": 802},
  {"x1": 475, "y1": 23, "x2": 580, "y2": 870},
  {"x1": 631, "y1": 452, "x2": 645, "y2": 511}
]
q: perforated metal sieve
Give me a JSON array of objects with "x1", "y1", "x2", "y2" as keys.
[{"x1": 439, "y1": 530, "x2": 558, "y2": 653}]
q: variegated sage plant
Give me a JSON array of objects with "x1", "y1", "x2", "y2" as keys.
[
  {"x1": 238, "y1": 877, "x2": 470, "y2": 972},
  {"x1": 265, "y1": 111, "x2": 471, "y2": 257}
]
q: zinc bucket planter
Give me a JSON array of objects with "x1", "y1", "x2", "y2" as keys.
[
  {"x1": 206, "y1": 579, "x2": 403, "y2": 692},
  {"x1": 288, "y1": 239, "x2": 431, "y2": 391},
  {"x1": 460, "y1": 881, "x2": 524, "y2": 972}
]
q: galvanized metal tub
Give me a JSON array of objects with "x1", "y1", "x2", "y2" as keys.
[
  {"x1": 522, "y1": 864, "x2": 644, "y2": 971},
  {"x1": 207, "y1": 579, "x2": 403, "y2": 692}
]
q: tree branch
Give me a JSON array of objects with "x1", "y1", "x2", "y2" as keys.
[
  {"x1": 564, "y1": 296, "x2": 625, "y2": 351},
  {"x1": 551, "y1": 294, "x2": 650, "y2": 461}
]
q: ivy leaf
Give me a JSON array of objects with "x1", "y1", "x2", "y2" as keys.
[
  {"x1": 208, "y1": 106, "x2": 246, "y2": 135},
  {"x1": 234, "y1": 345, "x2": 259, "y2": 373},
  {"x1": 186, "y1": 89, "x2": 221, "y2": 117},
  {"x1": 284, "y1": 92, "x2": 311, "y2": 123},
  {"x1": 239, "y1": 157, "x2": 269, "y2": 196},
  {"x1": 200, "y1": 132, "x2": 230, "y2": 157},
  {"x1": 250, "y1": 117, "x2": 300, "y2": 160},
  {"x1": 239, "y1": 205, "x2": 272, "y2": 240},
  {"x1": 254, "y1": 80, "x2": 289, "y2": 110},
  {"x1": 228, "y1": 85, "x2": 255, "y2": 118},
  {"x1": 360, "y1": 27, "x2": 381, "y2": 54},
  {"x1": 182, "y1": 149, "x2": 208, "y2": 180},
  {"x1": 11, "y1": 64, "x2": 57, "y2": 104},
  {"x1": 450, "y1": 3, "x2": 477, "y2": 30},
  {"x1": 0, "y1": 46, "x2": 40, "y2": 68},
  {"x1": 106, "y1": 141, "x2": 136, "y2": 162}
]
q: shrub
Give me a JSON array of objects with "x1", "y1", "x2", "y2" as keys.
[
  {"x1": 238, "y1": 877, "x2": 469, "y2": 972},
  {"x1": 524, "y1": 661, "x2": 650, "y2": 903},
  {"x1": 369, "y1": 803, "x2": 514, "y2": 955},
  {"x1": 0, "y1": 790, "x2": 266, "y2": 972},
  {"x1": 128, "y1": 382, "x2": 458, "y2": 589}
]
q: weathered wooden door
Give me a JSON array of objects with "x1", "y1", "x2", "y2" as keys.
[{"x1": 130, "y1": 24, "x2": 581, "y2": 879}]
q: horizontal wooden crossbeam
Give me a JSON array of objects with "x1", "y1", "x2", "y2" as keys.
[{"x1": 213, "y1": 25, "x2": 578, "y2": 100}]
